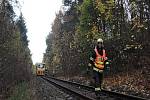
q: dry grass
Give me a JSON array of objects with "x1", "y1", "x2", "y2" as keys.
[{"x1": 7, "y1": 77, "x2": 37, "y2": 100}]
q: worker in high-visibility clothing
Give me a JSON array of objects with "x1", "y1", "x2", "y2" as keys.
[{"x1": 88, "y1": 38, "x2": 109, "y2": 98}]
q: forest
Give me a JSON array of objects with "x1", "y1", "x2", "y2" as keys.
[
  {"x1": 0, "y1": 0, "x2": 149, "y2": 99},
  {"x1": 43, "y1": 0, "x2": 150, "y2": 97},
  {"x1": 0, "y1": 0, "x2": 32, "y2": 96}
]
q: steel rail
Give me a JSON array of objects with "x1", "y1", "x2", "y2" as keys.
[
  {"x1": 44, "y1": 76, "x2": 148, "y2": 100},
  {"x1": 41, "y1": 76, "x2": 95, "y2": 100}
]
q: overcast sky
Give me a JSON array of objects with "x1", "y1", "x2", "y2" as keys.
[{"x1": 21, "y1": 0, "x2": 62, "y2": 64}]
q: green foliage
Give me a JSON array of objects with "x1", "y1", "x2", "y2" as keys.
[
  {"x1": 0, "y1": 0, "x2": 32, "y2": 95},
  {"x1": 78, "y1": 0, "x2": 94, "y2": 32},
  {"x1": 44, "y1": 0, "x2": 150, "y2": 77},
  {"x1": 17, "y1": 14, "x2": 28, "y2": 46}
]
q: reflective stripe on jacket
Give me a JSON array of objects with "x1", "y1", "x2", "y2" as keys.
[
  {"x1": 93, "y1": 67, "x2": 103, "y2": 72},
  {"x1": 94, "y1": 47, "x2": 107, "y2": 70}
]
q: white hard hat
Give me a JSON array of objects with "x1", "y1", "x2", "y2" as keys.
[{"x1": 97, "y1": 38, "x2": 103, "y2": 43}]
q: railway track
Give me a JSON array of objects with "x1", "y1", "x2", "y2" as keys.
[{"x1": 41, "y1": 76, "x2": 148, "y2": 100}]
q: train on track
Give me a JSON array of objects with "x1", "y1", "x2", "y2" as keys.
[{"x1": 35, "y1": 63, "x2": 46, "y2": 76}]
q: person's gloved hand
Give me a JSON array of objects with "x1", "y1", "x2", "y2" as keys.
[
  {"x1": 105, "y1": 61, "x2": 109, "y2": 65},
  {"x1": 105, "y1": 60, "x2": 111, "y2": 71},
  {"x1": 88, "y1": 63, "x2": 92, "y2": 67}
]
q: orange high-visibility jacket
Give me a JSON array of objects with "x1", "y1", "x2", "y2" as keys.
[{"x1": 94, "y1": 47, "x2": 107, "y2": 69}]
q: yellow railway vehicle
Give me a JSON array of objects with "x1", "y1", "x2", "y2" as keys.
[{"x1": 36, "y1": 63, "x2": 45, "y2": 76}]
